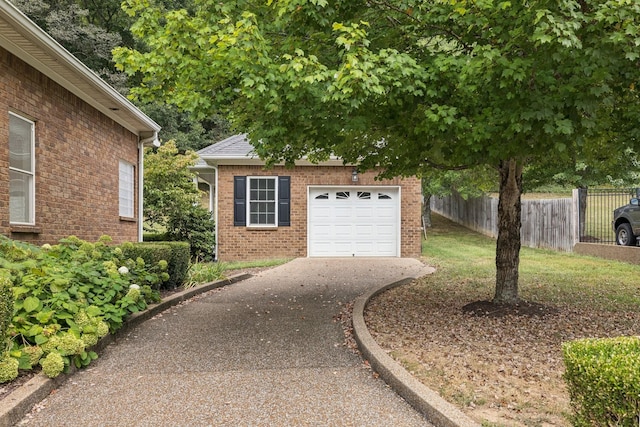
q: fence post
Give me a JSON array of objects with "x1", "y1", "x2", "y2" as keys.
[{"x1": 572, "y1": 189, "x2": 581, "y2": 248}]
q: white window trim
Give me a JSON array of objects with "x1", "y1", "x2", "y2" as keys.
[
  {"x1": 246, "y1": 176, "x2": 278, "y2": 228},
  {"x1": 119, "y1": 160, "x2": 135, "y2": 218},
  {"x1": 9, "y1": 112, "x2": 36, "y2": 226}
]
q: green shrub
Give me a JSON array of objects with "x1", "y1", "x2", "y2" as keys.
[
  {"x1": 162, "y1": 241, "x2": 190, "y2": 289},
  {"x1": 124, "y1": 242, "x2": 189, "y2": 289},
  {"x1": 121, "y1": 242, "x2": 172, "y2": 290},
  {"x1": 563, "y1": 336, "x2": 640, "y2": 427},
  {"x1": 166, "y1": 204, "x2": 215, "y2": 262},
  {"x1": 143, "y1": 232, "x2": 168, "y2": 242},
  {"x1": 0, "y1": 272, "x2": 13, "y2": 350},
  {"x1": 0, "y1": 235, "x2": 164, "y2": 380}
]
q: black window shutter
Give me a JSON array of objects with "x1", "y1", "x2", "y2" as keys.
[
  {"x1": 234, "y1": 176, "x2": 246, "y2": 226},
  {"x1": 278, "y1": 176, "x2": 290, "y2": 226}
]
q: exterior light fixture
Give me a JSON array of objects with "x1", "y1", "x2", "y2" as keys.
[{"x1": 352, "y1": 168, "x2": 359, "y2": 182}]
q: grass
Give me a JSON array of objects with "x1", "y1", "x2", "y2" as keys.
[
  {"x1": 222, "y1": 258, "x2": 292, "y2": 271},
  {"x1": 183, "y1": 258, "x2": 291, "y2": 289},
  {"x1": 424, "y1": 214, "x2": 640, "y2": 310}
]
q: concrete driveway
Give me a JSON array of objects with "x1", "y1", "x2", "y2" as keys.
[{"x1": 18, "y1": 258, "x2": 434, "y2": 426}]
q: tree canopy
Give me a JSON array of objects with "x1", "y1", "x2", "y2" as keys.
[{"x1": 114, "y1": 0, "x2": 640, "y2": 304}]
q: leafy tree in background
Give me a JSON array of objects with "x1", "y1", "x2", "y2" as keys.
[
  {"x1": 11, "y1": 0, "x2": 230, "y2": 151},
  {"x1": 140, "y1": 103, "x2": 230, "y2": 152},
  {"x1": 114, "y1": 0, "x2": 640, "y2": 305},
  {"x1": 10, "y1": 0, "x2": 129, "y2": 91},
  {"x1": 144, "y1": 141, "x2": 215, "y2": 261}
]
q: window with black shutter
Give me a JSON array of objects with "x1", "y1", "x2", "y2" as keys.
[{"x1": 234, "y1": 176, "x2": 290, "y2": 227}]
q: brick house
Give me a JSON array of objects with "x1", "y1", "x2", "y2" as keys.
[
  {"x1": 0, "y1": 1, "x2": 160, "y2": 245},
  {"x1": 195, "y1": 134, "x2": 422, "y2": 261}
]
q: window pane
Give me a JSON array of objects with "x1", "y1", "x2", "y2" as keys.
[
  {"x1": 248, "y1": 177, "x2": 277, "y2": 226},
  {"x1": 9, "y1": 170, "x2": 32, "y2": 223},
  {"x1": 9, "y1": 114, "x2": 33, "y2": 171},
  {"x1": 119, "y1": 161, "x2": 135, "y2": 217}
]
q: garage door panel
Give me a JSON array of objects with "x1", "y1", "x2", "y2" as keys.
[{"x1": 308, "y1": 186, "x2": 399, "y2": 257}]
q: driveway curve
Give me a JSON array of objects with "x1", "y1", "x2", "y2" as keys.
[{"x1": 19, "y1": 258, "x2": 434, "y2": 426}]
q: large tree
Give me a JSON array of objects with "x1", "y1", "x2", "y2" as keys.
[{"x1": 114, "y1": 0, "x2": 640, "y2": 304}]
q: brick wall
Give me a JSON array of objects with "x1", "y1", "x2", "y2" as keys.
[
  {"x1": 216, "y1": 164, "x2": 422, "y2": 261},
  {"x1": 0, "y1": 47, "x2": 139, "y2": 245}
]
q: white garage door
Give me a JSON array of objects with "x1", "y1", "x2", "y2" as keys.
[{"x1": 308, "y1": 186, "x2": 400, "y2": 257}]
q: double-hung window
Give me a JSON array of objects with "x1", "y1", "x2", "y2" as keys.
[
  {"x1": 9, "y1": 113, "x2": 35, "y2": 225},
  {"x1": 248, "y1": 177, "x2": 277, "y2": 227},
  {"x1": 233, "y1": 176, "x2": 290, "y2": 227},
  {"x1": 119, "y1": 160, "x2": 135, "y2": 218}
]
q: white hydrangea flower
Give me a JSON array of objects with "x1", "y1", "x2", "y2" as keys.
[
  {"x1": 41, "y1": 244, "x2": 52, "y2": 250},
  {"x1": 129, "y1": 284, "x2": 140, "y2": 290},
  {"x1": 118, "y1": 266, "x2": 129, "y2": 275}
]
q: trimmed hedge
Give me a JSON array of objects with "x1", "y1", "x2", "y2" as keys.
[
  {"x1": 143, "y1": 232, "x2": 168, "y2": 242},
  {"x1": 123, "y1": 241, "x2": 190, "y2": 289},
  {"x1": 563, "y1": 336, "x2": 640, "y2": 427},
  {"x1": 0, "y1": 272, "x2": 13, "y2": 348}
]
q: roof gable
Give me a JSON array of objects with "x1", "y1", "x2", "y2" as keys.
[
  {"x1": 0, "y1": 0, "x2": 159, "y2": 137},
  {"x1": 197, "y1": 133, "x2": 345, "y2": 167},
  {"x1": 197, "y1": 133, "x2": 255, "y2": 158}
]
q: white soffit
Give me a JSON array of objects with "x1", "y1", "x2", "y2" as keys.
[{"x1": 0, "y1": 0, "x2": 159, "y2": 136}]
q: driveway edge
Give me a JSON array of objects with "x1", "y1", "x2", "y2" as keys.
[
  {"x1": 0, "y1": 273, "x2": 251, "y2": 427},
  {"x1": 352, "y1": 278, "x2": 480, "y2": 427}
]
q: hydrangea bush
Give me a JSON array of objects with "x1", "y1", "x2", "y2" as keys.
[{"x1": 0, "y1": 235, "x2": 166, "y2": 381}]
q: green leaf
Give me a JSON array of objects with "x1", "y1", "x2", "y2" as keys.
[
  {"x1": 86, "y1": 306, "x2": 102, "y2": 317},
  {"x1": 12, "y1": 286, "x2": 29, "y2": 298},
  {"x1": 36, "y1": 310, "x2": 54, "y2": 324},
  {"x1": 34, "y1": 334, "x2": 48, "y2": 345},
  {"x1": 23, "y1": 296, "x2": 40, "y2": 313},
  {"x1": 26, "y1": 325, "x2": 44, "y2": 337}
]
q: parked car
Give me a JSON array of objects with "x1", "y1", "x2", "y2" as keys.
[{"x1": 612, "y1": 191, "x2": 640, "y2": 246}]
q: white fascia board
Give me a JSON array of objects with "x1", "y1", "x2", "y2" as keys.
[
  {"x1": 199, "y1": 156, "x2": 348, "y2": 167},
  {"x1": 0, "y1": 0, "x2": 160, "y2": 135}
]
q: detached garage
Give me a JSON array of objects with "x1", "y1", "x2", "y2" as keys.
[
  {"x1": 194, "y1": 134, "x2": 422, "y2": 261},
  {"x1": 308, "y1": 186, "x2": 400, "y2": 257}
]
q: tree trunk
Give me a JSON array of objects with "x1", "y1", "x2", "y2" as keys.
[
  {"x1": 423, "y1": 194, "x2": 432, "y2": 228},
  {"x1": 493, "y1": 159, "x2": 523, "y2": 304}
]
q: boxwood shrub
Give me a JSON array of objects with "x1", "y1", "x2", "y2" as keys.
[
  {"x1": 0, "y1": 271, "x2": 13, "y2": 349},
  {"x1": 563, "y1": 336, "x2": 640, "y2": 427},
  {"x1": 123, "y1": 241, "x2": 189, "y2": 289}
]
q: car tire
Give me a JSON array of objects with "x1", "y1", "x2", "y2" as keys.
[{"x1": 616, "y1": 223, "x2": 637, "y2": 246}]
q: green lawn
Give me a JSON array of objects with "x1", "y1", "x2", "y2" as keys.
[{"x1": 423, "y1": 214, "x2": 640, "y2": 311}]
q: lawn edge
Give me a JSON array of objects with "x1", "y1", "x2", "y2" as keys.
[{"x1": 352, "y1": 277, "x2": 480, "y2": 427}]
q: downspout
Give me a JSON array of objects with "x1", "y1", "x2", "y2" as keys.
[
  {"x1": 213, "y1": 165, "x2": 219, "y2": 261},
  {"x1": 138, "y1": 132, "x2": 160, "y2": 242}
]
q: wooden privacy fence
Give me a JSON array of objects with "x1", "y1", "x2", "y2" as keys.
[{"x1": 430, "y1": 192, "x2": 579, "y2": 252}]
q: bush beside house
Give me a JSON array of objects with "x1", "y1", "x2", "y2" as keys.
[
  {"x1": 0, "y1": 235, "x2": 172, "y2": 381},
  {"x1": 123, "y1": 241, "x2": 190, "y2": 289}
]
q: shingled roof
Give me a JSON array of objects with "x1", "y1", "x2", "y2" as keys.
[
  {"x1": 196, "y1": 133, "x2": 345, "y2": 167},
  {"x1": 197, "y1": 133, "x2": 256, "y2": 159}
]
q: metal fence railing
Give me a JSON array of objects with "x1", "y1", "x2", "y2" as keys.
[{"x1": 578, "y1": 188, "x2": 639, "y2": 245}]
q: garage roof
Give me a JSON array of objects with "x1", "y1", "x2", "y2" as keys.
[
  {"x1": 197, "y1": 133, "x2": 345, "y2": 166},
  {"x1": 0, "y1": 0, "x2": 160, "y2": 138}
]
